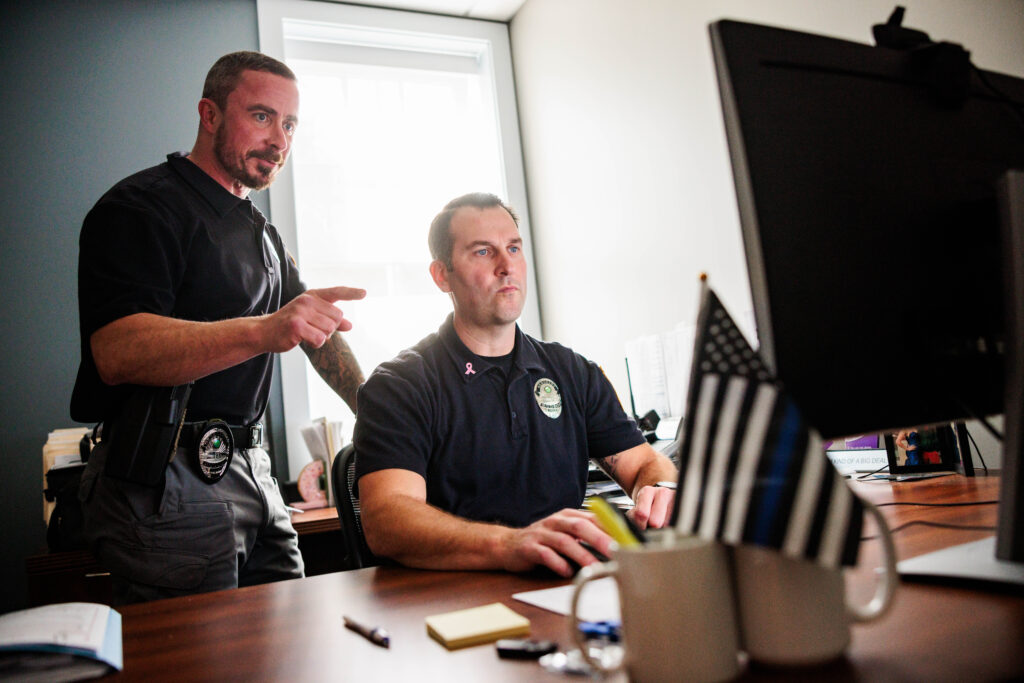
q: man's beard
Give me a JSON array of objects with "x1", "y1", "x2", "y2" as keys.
[{"x1": 214, "y1": 127, "x2": 284, "y2": 191}]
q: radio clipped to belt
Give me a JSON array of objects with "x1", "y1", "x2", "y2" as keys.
[{"x1": 104, "y1": 383, "x2": 192, "y2": 487}]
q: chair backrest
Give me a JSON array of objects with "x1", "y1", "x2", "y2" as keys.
[{"x1": 332, "y1": 443, "x2": 379, "y2": 570}]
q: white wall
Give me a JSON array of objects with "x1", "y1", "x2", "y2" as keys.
[{"x1": 509, "y1": 0, "x2": 1024, "y2": 464}]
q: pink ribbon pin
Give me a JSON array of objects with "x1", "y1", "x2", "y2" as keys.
[{"x1": 465, "y1": 362, "x2": 476, "y2": 375}]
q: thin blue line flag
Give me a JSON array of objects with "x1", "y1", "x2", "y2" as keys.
[{"x1": 670, "y1": 284, "x2": 864, "y2": 568}]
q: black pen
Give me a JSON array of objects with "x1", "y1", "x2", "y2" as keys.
[{"x1": 343, "y1": 615, "x2": 390, "y2": 648}]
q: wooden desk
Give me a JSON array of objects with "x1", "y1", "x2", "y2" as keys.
[
  {"x1": 290, "y1": 506, "x2": 341, "y2": 535},
  {"x1": 104, "y1": 474, "x2": 1023, "y2": 681},
  {"x1": 290, "y1": 507, "x2": 344, "y2": 576}
]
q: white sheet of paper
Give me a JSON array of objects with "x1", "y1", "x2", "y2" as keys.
[{"x1": 512, "y1": 577, "x2": 620, "y2": 622}]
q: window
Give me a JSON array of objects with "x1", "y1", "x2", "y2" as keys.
[{"x1": 258, "y1": 0, "x2": 537, "y2": 475}]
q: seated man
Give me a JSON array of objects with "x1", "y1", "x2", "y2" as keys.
[{"x1": 353, "y1": 192, "x2": 678, "y2": 577}]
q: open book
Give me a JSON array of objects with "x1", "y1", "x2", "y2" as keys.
[{"x1": 0, "y1": 602, "x2": 122, "y2": 681}]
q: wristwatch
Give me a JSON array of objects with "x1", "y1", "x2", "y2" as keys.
[{"x1": 654, "y1": 481, "x2": 677, "y2": 489}]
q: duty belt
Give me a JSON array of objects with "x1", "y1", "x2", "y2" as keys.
[{"x1": 178, "y1": 421, "x2": 264, "y2": 484}]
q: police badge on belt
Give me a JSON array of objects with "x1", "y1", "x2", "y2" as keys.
[
  {"x1": 102, "y1": 383, "x2": 255, "y2": 486},
  {"x1": 195, "y1": 419, "x2": 234, "y2": 483}
]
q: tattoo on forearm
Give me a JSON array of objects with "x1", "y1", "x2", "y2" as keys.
[
  {"x1": 597, "y1": 454, "x2": 622, "y2": 481},
  {"x1": 304, "y1": 333, "x2": 365, "y2": 413}
]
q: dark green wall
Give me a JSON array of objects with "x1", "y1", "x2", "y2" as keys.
[{"x1": 0, "y1": 0, "x2": 262, "y2": 614}]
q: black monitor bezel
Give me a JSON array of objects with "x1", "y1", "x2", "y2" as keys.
[
  {"x1": 709, "y1": 18, "x2": 1024, "y2": 572},
  {"x1": 710, "y1": 19, "x2": 1022, "y2": 439}
]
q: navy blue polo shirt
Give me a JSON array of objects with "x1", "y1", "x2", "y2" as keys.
[
  {"x1": 353, "y1": 315, "x2": 645, "y2": 527},
  {"x1": 71, "y1": 152, "x2": 305, "y2": 425}
]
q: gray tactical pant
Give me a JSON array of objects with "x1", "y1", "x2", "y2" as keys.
[{"x1": 79, "y1": 440, "x2": 304, "y2": 604}]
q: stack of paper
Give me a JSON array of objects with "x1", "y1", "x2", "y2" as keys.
[
  {"x1": 425, "y1": 603, "x2": 530, "y2": 650},
  {"x1": 624, "y1": 311, "x2": 756, "y2": 421},
  {"x1": 42, "y1": 427, "x2": 90, "y2": 524},
  {"x1": 624, "y1": 323, "x2": 696, "y2": 421}
]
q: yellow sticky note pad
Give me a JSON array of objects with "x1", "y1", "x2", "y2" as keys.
[{"x1": 425, "y1": 602, "x2": 530, "y2": 650}]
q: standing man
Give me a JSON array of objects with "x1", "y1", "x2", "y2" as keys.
[
  {"x1": 72, "y1": 51, "x2": 365, "y2": 603},
  {"x1": 353, "y1": 193, "x2": 678, "y2": 577}
]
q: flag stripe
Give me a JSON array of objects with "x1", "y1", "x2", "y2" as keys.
[
  {"x1": 751, "y1": 400, "x2": 802, "y2": 545},
  {"x1": 699, "y1": 376, "x2": 748, "y2": 538},
  {"x1": 713, "y1": 380, "x2": 762, "y2": 539},
  {"x1": 840, "y1": 496, "x2": 865, "y2": 564},
  {"x1": 673, "y1": 285, "x2": 864, "y2": 567},
  {"x1": 677, "y1": 374, "x2": 719, "y2": 533},
  {"x1": 782, "y1": 432, "x2": 826, "y2": 557},
  {"x1": 722, "y1": 383, "x2": 778, "y2": 543},
  {"x1": 762, "y1": 415, "x2": 812, "y2": 549},
  {"x1": 817, "y1": 474, "x2": 853, "y2": 569},
  {"x1": 803, "y1": 464, "x2": 835, "y2": 560},
  {"x1": 690, "y1": 373, "x2": 730, "y2": 534}
]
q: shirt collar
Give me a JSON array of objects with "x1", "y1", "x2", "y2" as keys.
[
  {"x1": 166, "y1": 152, "x2": 251, "y2": 219},
  {"x1": 438, "y1": 314, "x2": 545, "y2": 383}
]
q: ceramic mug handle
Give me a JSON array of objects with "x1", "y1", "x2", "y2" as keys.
[
  {"x1": 569, "y1": 561, "x2": 623, "y2": 674},
  {"x1": 847, "y1": 499, "x2": 899, "y2": 622}
]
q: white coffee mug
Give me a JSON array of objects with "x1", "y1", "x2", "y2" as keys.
[
  {"x1": 731, "y1": 499, "x2": 898, "y2": 666},
  {"x1": 570, "y1": 531, "x2": 741, "y2": 682}
]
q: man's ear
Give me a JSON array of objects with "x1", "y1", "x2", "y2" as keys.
[
  {"x1": 429, "y1": 260, "x2": 452, "y2": 293},
  {"x1": 197, "y1": 98, "x2": 222, "y2": 134}
]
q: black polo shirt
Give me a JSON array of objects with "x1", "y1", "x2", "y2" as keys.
[
  {"x1": 353, "y1": 315, "x2": 645, "y2": 527},
  {"x1": 71, "y1": 152, "x2": 305, "y2": 425}
]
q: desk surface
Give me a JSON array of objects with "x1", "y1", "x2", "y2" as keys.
[
  {"x1": 107, "y1": 474, "x2": 1023, "y2": 682},
  {"x1": 289, "y1": 505, "x2": 339, "y2": 535}
]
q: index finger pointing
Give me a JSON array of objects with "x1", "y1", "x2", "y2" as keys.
[{"x1": 310, "y1": 286, "x2": 367, "y2": 302}]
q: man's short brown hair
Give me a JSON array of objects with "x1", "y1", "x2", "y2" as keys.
[
  {"x1": 202, "y1": 51, "x2": 296, "y2": 111},
  {"x1": 428, "y1": 193, "x2": 520, "y2": 270}
]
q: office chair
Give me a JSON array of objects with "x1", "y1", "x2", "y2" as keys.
[{"x1": 331, "y1": 443, "x2": 379, "y2": 570}]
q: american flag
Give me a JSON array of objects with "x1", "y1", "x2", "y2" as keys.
[{"x1": 671, "y1": 284, "x2": 864, "y2": 568}]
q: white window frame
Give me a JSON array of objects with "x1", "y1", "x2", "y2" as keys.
[{"x1": 257, "y1": 0, "x2": 539, "y2": 476}]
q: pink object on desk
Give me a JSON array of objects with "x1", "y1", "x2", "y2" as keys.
[{"x1": 296, "y1": 458, "x2": 328, "y2": 509}]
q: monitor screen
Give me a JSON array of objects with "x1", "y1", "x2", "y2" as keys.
[{"x1": 710, "y1": 17, "x2": 1024, "y2": 576}]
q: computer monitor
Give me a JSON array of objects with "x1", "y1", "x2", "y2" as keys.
[{"x1": 710, "y1": 16, "x2": 1024, "y2": 586}]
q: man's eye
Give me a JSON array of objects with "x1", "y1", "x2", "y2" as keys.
[
  {"x1": 475, "y1": 248, "x2": 489, "y2": 256},
  {"x1": 509, "y1": 246, "x2": 520, "y2": 254},
  {"x1": 284, "y1": 122, "x2": 296, "y2": 134},
  {"x1": 255, "y1": 112, "x2": 269, "y2": 122}
]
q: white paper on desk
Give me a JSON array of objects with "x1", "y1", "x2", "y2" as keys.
[
  {"x1": 585, "y1": 481, "x2": 622, "y2": 496},
  {"x1": 604, "y1": 495, "x2": 634, "y2": 509},
  {"x1": 512, "y1": 577, "x2": 620, "y2": 622}
]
